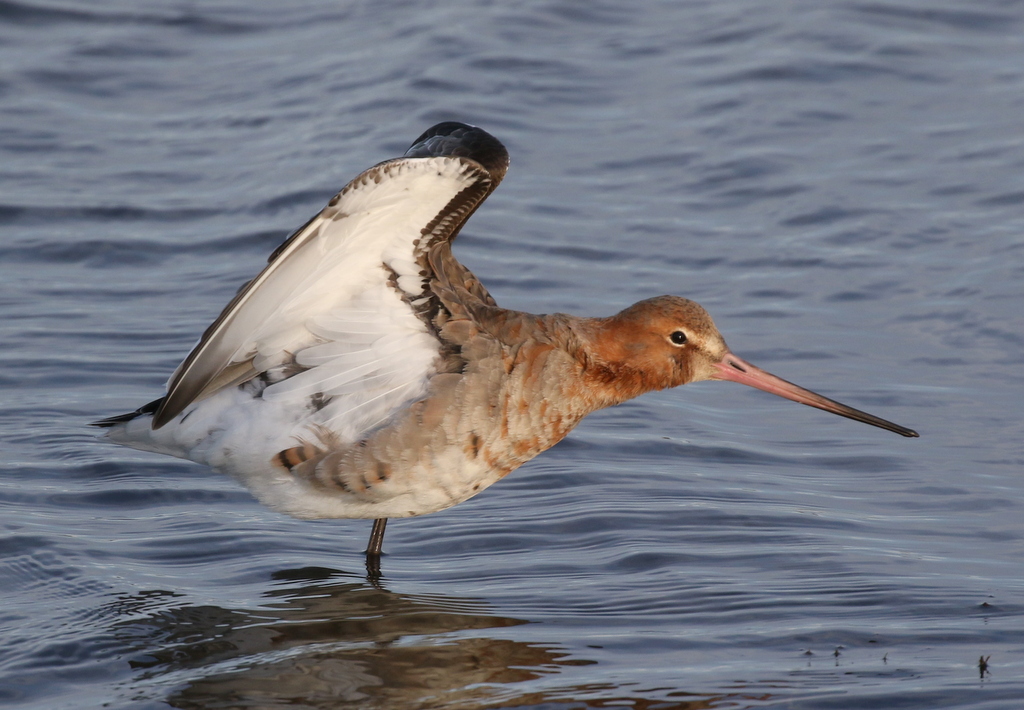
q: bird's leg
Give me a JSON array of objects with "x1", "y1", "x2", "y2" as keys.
[{"x1": 365, "y1": 518, "x2": 387, "y2": 579}]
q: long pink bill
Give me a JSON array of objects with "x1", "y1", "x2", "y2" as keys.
[{"x1": 712, "y1": 353, "x2": 919, "y2": 438}]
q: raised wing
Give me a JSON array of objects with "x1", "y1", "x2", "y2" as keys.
[{"x1": 152, "y1": 123, "x2": 509, "y2": 429}]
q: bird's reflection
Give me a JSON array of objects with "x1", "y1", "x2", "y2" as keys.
[{"x1": 110, "y1": 566, "x2": 744, "y2": 709}]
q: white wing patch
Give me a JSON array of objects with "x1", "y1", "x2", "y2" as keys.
[
  {"x1": 154, "y1": 155, "x2": 488, "y2": 429},
  {"x1": 262, "y1": 282, "x2": 439, "y2": 442}
]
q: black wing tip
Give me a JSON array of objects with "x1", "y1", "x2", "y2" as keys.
[
  {"x1": 91, "y1": 397, "x2": 163, "y2": 428},
  {"x1": 405, "y1": 122, "x2": 509, "y2": 184}
]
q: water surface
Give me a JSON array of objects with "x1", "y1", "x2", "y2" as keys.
[{"x1": 2, "y1": 1, "x2": 1023, "y2": 708}]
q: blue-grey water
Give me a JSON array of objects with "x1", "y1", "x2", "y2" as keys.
[{"x1": 2, "y1": 1, "x2": 1023, "y2": 708}]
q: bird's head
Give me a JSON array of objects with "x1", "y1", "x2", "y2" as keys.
[{"x1": 576, "y1": 295, "x2": 917, "y2": 437}]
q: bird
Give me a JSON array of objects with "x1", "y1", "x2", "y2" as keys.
[{"x1": 95, "y1": 122, "x2": 918, "y2": 569}]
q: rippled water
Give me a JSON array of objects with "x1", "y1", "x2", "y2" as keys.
[{"x1": 3, "y1": 1, "x2": 1023, "y2": 708}]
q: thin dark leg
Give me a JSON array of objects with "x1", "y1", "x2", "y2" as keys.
[
  {"x1": 365, "y1": 518, "x2": 387, "y2": 580},
  {"x1": 366, "y1": 518, "x2": 388, "y2": 556}
]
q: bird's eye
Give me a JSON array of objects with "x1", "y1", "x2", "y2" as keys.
[{"x1": 670, "y1": 330, "x2": 688, "y2": 346}]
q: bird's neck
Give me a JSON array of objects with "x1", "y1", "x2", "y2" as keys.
[{"x1": 567, "y1": 315, "x2": 676, "y2": 406}]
